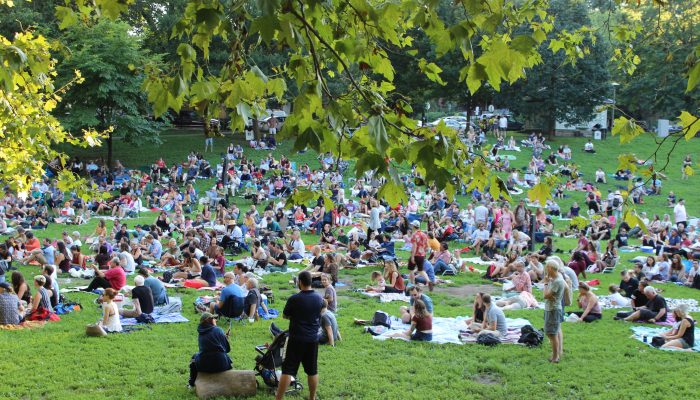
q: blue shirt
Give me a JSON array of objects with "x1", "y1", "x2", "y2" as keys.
[
  {"x1": 283, "y1": 290, "x2": 324, "y2": 343},
  {"x1": 422, "y1": 260, "x2": 436, "y2": 282},
  {"x1": 200, "y1": 264, "x2": 217, "y2": 287},
  {"x1": 410, "y1": 293, "x2": 434, "y2": 313},
  {"x1": 144, "y1": 276, "x2": 167, "y2": 305},
  {"x1": 220, "y1": 283, "x2": 245, "y2": 304},
  {"x1": 43, "y1": 245, "x2": 55, "y2": 266}
]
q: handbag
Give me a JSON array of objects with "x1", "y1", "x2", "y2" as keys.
[
  {"x1": 86, "y1": 323, "x2": 107, "y2": 337},
  {"x1": 650, "y1": 336, "x2": 665, "y2": 347}
]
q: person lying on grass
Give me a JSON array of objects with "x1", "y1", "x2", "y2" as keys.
[
  {"x1": 401, "y1": 286, "x2": 433, "y2": 324},
  {"x1": 389, "y1": 298, "x2": 432, "y2": 342},
  {"x1": 660, "y1": 305, "x2": 695, "y2": 351}
]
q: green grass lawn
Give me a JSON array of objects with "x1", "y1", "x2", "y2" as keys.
[{"x1": 2, "y1": 130, "x2": 699, "y2": 399}]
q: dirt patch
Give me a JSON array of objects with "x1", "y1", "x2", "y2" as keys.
[
  {"x1": 437, "y1": 283, "x2": 497, "y2": 298},
  {"x1": 472, "y1": 372, "x2": 502, "y2": 385}
]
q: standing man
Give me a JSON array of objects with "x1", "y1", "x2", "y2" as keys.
[
  {"x1": 543, "y1": 261, "x2": 565, "y2": 363},
  {"x1": 275, "y1": 271, "x2": 324, "y2": 400},
  {"x1": 408, "y1": 220, "x2": 428, "y2": 271},
  {"x1": 268, "y1": 115, "x2": 279, "y2": 136},
  {"x1": 673, "y1": 199, "x2": 687, "y2": 229}
]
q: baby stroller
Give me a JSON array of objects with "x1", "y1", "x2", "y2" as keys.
[{"x1": 254, "y1": 329, "x2": 303, "y2": 394}]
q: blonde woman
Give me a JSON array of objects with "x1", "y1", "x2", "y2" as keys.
[
  {"x1": 660, "y1": 305, "x2": 695, "y2": 350},
  {"x1": 383, "y1": 259, "x2": 405, "y2": 294}
]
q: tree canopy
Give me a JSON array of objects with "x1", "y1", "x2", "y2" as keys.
[{"x1": 0, "y1": 0, "x2": 697, "y2": 211}]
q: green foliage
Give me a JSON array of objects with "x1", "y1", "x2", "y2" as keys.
[
  {"x1": 611, "y1": 116, "x2": 645, "y2": 144},
  {"x1": 54, "y1": 19, "x2": 165, "y2": 167}
]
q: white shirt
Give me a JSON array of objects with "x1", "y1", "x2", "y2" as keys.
[
  {"x1": 472, "y1": 229, "x2": 490, "y2": 241},
  {"x1": 673, "y1": 203, "x2": 687, "y2": 223},
  {"x1": 291, "y1": 239, "x2": 305, "y2": 254},
  {"x1": 474, "y1": 205, "x2": 489, "y2": 223},
  {"x1": 369, "y1": 207, "x2": 381, "y2": 230},
  {"x1": 119, "y1": 250, "x2": 136, "y2": 273},
  {"x1": 499, "y1": 116, "x2": 508, "y2": 129}
]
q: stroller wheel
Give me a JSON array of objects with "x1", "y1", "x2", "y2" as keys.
[{"x1": 287, "y1": 381, "x2": 303, "y2": 394}]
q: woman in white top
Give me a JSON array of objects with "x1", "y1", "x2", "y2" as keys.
[{"x1": 99, "y1": 288, "x2": 122, "y2": 333}]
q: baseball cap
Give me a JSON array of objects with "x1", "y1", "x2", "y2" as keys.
[
  {"x1": 200, "y1": 312, "x2": 217, "y2": 324},
  {"x1": 411, "y1": 220, "x2": 420, "y2": 227},
  {"x1": 0, "y1": 282, "x2": 10, "y2": 290}
]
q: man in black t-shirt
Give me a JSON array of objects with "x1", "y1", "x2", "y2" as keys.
[
  {"x1": 623, "y1": 286, "x2": 668, "y2": 323},
  {"x1": 619, "y1": 270, "x2": 639, "y2": 298},
  {"x1": 120, "y1": 275, "x2": 154, "y2": 317},
  {"x1": 275, "y1": 271, "x2": 323, "y2": 400}
]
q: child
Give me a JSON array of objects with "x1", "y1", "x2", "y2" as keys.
[
  {"x1": 365, "y1": 271, "x2": 385, "y2": 293},
  {"x1": 321, "y1": 273, "x2": 337, "y2": 312}
]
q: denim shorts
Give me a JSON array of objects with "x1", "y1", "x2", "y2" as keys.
[
  {"x1": 411, "y1": 331, "x2": 433, "y2": 342},
  {"x1": 544, "y1": 309, "x2": 563, "y2": 335}
]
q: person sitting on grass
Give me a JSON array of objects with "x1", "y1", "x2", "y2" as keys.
[
  {"x1": 465, "y1": 292, "x2": 486, "y2": 330},
  {"x1": 172, "y1": 252, "x2": 201, "y2": 281},
  {"x1": 660, "y1": 305, "x2": 695, "y2": 351},
  {"x1": 471, "y1": 294, "x2": 507, "y2": 338},
  {"x1": 98, "y1": 288, "x2": 122, "y2": 333},
  {"x1": 119, "y1": 275, "x2": 154, "y2": 318},
  {"x1": 321, "y1": 273, "x2": 336, "y2": 312},
  {"x1": 571, "y1": 282, "x2": 602, "y2": 322},
  {"x1": 83, "y1": 258, "x2": 126, "y2": 292},
  {"x1": 401, "y1": 286, "x2": 433, "y2": 324},
  {"x1": 616, "y1": 286, "x2": 668, "y2": 323},
  {"x1": 382, "y1": 259, "x2": 405, "y2": 294},
  {"x1": 365, "y1": 271, "x2": 386, "y2": 293},
  {"x1": 0, "y1": 282, "x2": 23, "y2": 325},
  {"x1": 319, "y1": 299, "x2": 341, "y2": 346},
  {"x1": 243, "y1": 277, "x2": 265, "y2": 321},
  {"x1": 389, "y1": 298, "x2": 432, "y2": 342},
  {"x1": 188, "y1": 312, "x2": 232, "y2": 389},
  {"x1": 208, "y1": 272, "x2": 245, "y2": 315},
  {"x1": 411, "y1": 259, "x2": 436, "y2": 292},
  {"x1": 138, "y1": 268, "x2": 168, "y2": 306},
  {"x1": 265, "y1": 242, "x2": 288, "y2": 273}
]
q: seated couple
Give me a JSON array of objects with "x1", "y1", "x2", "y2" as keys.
[
  {"x1": 389, "y1": 288, "x2": 433, "y2": 342},
  {"x1": 207, "y1": 273, "x2": 262, "y2": 321},
  {"x1": 466, "y1": 294, "x2": 507, "y2": 339}
]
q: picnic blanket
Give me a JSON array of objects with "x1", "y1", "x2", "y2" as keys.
[
  {"x1": 630, "y1": 326, "x2": 700, "y2": 352},
  {"x1": 370, "y1": 315, "x2": 531, "y2": 345},
  {"x1": 459, "y1": 256, "x2": 492, "y2": 266},
  {"x1": 120, "y1": 297, "x2": 189, "y2": 325},
  {"x1": 599, "y1": 296, "x2": 700, "y2": 312},
  {"x1": 361, "y1": 291, "x2": 410, "y2": 303}
]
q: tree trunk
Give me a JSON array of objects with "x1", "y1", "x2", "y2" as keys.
[
  {"x1": 106, "y1": 130, "x2": 113, "y2": 172},
  {"x1": 253, "y1": 118, "x2": 261, "y2": 142}
]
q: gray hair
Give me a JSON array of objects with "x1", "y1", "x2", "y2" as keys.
[{"x1": 643, "y1": 286, "x2": 656, "y2": 295}]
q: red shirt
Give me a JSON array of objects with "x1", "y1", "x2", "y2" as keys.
[
  {"x1": 25, "y1": 238, "x2": 41, "y2": 252},
  {"x1": 411, "y1": 230, "x2": 429, "y2": 257},
  {"x1": 413, "y1": 314, "x2": 432, "y2": 331},
  {"x1": 104, "y1": 267, "x2": 126, "y2": 290}
]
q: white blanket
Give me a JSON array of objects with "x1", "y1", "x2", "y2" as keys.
[
  {"x1": 361, "y1": 292, "x2": 410, "y2": 303},
  {"x1": 371, "y1": 316, "x2": 532, "y2": 345}
]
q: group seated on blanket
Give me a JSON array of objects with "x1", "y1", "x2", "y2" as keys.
[
  {"x1": 364, "y1": 259, "x2": 405, "y2": 294},
  {"x1": 465, "y1": 294, "x2": 507, "y2": 339},
  {"x1": 614, "y1": 286, "x2": 669, "y2": 323}
]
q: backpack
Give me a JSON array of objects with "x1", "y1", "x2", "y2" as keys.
[
  {"x1": 563, "y1": 278, "x2": 573, "y2": 307},
  {"x1": 518, "y1": 325, "x2": 544, "y2": 347},
  {"x1": 612, "y1": 197, "x2": 620, "y2": 208},
  {"x1": 692, "y1": 274, "x2": 700, "y2": 290},
  {"x1": 135, "y1": 313, "x2": 156, "y2": 324},
  {"x1": 371, "y1": 311, "x2": 391, "y2": 328},
  {"x1": 476, "y1": 333, "x2": 501, "y2": 346}
]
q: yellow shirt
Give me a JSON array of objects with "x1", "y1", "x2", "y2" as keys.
[{"x1": 427, "y1": 238, "x2": 441, "y2": 252}]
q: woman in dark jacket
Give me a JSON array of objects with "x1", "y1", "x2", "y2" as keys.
[{"x1": 188, "y1": 312, "x2": 232, "y2": 387}]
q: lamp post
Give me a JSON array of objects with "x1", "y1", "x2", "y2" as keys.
[{"x1": 610, "y1": 82, "x2": 620, "y2": 134}]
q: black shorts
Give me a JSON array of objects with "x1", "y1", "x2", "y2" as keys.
[
  {"x1": 408, "y1": 255, "x2": 425, "y2": 271},
  {"x1": 281, "y1": 338, "x2": 318, "y2": 376}
]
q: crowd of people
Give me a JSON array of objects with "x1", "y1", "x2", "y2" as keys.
[{"x1": 0, "y1": 134, "x2": 697, "y2": 400}]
